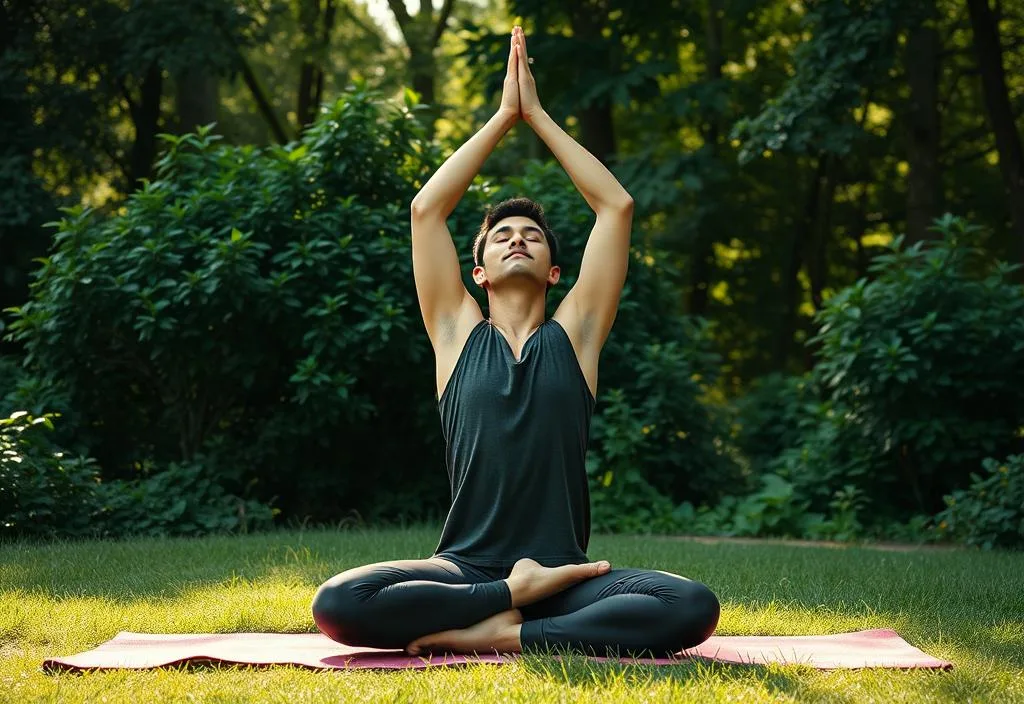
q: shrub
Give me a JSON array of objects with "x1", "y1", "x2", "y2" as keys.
[
  {"x1": 934, "y1": 455, "x2": 1024, "y2": 549},
  {"x1": 93, "y1": 459, "x2": 277, "y2": 538},
  {"x1": 7, "y1": 87, "x2": 453, "y2": 522},
  {"x1": 785, "y1": 215, "x2": 1024, "y2": 519},
  {"x1": 0, "y1": 410, "x2": 99, "y2": 539},
  {"x1": 733, "y1": 373, "x2": 817, "y2": 476},
  {"x1": 0, "y1": 408, "x2": 277, "y2": 541}
]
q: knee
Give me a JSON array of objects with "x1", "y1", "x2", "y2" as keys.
[
  {"x1": 311, "y1": 577, "x2": 369, "y2": 646},
  {"x1": 669, "y1": 579, "x2": 720, "y2": 650}
]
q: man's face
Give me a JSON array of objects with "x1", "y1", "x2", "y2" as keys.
[{"x1": 473, "y1": 216, "x2": 559, "y2": 289}]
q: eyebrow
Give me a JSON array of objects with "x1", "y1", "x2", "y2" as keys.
[{"x1": 491, "y1": 224, "x2": 544, "y2": 238}]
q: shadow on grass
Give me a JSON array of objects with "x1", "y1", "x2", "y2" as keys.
[
  {"x1": 515, "y1": 650, "x2": 862, "y2": 703},
  {"x1": 0, "y1": 529, "x2": 400, "y2": 600}
]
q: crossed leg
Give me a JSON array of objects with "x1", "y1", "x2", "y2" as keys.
[
  {"x1": 311, "y1": 557, "x2": 506, "y2": 650},
  {"x1": 312, "y1": 556, "x2": 719, "y2": 658},
  {"x1": 410, "y1": 565, "x2": 720, "y2": 658}
]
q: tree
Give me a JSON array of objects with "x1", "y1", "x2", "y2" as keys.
[
  {"x1": 967, "y1": 0, "x2": 1024, "y2": 258},
  {"x1": 387, "y1": 0, "x2": 457, "y2": 137},
  {"x1": 905, "y1": 0, "x2": 943, "y2": 244}
]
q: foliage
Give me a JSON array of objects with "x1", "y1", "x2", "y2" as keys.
[
  {"x1": 732, "y1": 373, "x2": 818, "y2": 476},
  {"x1": 732, "y1": 0, "x2": 908, "y2": 162},
  {"x1": 779, "y1": 215, "x2": 1024, "y2": 519},
  {"x1": 7, "y1": 86, "x2": 441, "y2": 522},
  {"x1": 935, "y1": 455, "x2": 1024, "y2": 550},
  {"x1": 93, "y1": 459, "x2": 277, "y2": 538},
  {"x1": 0, "y1": 411, "x2": 99, "y2": 539},
  {"x1": 0, "y1": 409, "x2": 276, "y2": 540},
  {"x1": 715, "y1": 473, "x2": 821, "y2": 538}
]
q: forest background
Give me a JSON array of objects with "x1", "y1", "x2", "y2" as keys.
[{"x1": 2, "y1": 0, "x2": 1023, "y2": 549}]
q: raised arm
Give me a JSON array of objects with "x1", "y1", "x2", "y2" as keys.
[
  {"x1": 512, "y1": 27, "x2": 634, "y2": 356},
  {"x1": 411, "y1": 33, "x2": 521, "y2": 349}
]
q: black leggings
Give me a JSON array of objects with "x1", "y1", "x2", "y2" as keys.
[{"x1": 311, "y1": 555, "x2": 720, "y2": 657}]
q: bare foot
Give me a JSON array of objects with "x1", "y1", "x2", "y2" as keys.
[
  {"x1": 504, "y1": 557, "x2": 611, "y2": 608},
  {"x1": 406, "y1": 609, "x2": 524, "y2": 656}
]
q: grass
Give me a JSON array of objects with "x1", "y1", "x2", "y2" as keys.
[{"x1": 2, "y1": 526, "x2": 1023, "y2": 703}]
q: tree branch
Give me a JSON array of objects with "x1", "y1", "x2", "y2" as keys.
[
  {"x1": 239, "y1": 53, "x2": 291, "y2": 144},
  {"x1": 387, "y1": 0, "x2": 413, "y2": 42},
  {"x1": 120, "y1": 80, "x2": 139, "y2": 124},
  {"x1": 336, "y1": 1, "x2": 386, "y2": 52},
  {"x1": 430, "y1": 0, "x2": 455, "y2": 48},
  {"x1": 946, "y1": 146, "x2": 996, "y2": 167}
]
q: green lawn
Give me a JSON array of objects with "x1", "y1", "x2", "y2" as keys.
[{"x1": 2, "y1": 527, "x2": 1022, "y2": 703}]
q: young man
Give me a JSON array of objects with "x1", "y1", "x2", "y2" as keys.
[{"x1": 311, "y1": 26, "x2": 720, "y2": 658}]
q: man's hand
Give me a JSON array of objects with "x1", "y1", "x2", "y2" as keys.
[
  {"x1": 498, "y1": 30, "x2": 520, "y2": 123},
  {"x1": 514, "y1": 26, "x2": 542, "y2": 123}
]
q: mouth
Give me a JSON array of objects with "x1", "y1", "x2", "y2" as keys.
[{"x1": 505, "y1": 252, "x2": 531, "y2": 260}]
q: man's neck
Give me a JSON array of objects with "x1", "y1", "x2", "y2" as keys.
[{"x1": 486, "y1": 287, "x2": 546, "y2": 341}]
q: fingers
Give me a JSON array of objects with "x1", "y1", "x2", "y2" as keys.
[
  {"x1": 515, "y1": 26, "x2": 532, "y2": 78},
  {"x1": 507, "y1": 31, "x2": 517, "y2": 78}
]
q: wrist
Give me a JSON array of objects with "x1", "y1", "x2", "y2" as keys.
[
  {"x1": 494, "y1": 108, "x2": 519, "y2": 131},
  {"x1": 523, "y1": 108, "x2": 549, "y2": 128}
]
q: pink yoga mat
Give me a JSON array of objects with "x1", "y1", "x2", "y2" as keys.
[{"x1": 43, "y1": 629, "x2": 952, "y2": 671}]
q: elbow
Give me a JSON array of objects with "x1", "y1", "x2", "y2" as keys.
[
  {"x1": 410, "y1": 195, "x2": 446, "y2": 220},
  {"x1": 600, "y1": 193, "x2": 634, "y2": 217}
]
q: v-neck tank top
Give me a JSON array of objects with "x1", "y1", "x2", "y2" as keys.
[{"x1": 433, "y1": 318, "x2": 597, "y2": 567}]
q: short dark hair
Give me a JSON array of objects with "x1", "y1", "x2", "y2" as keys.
[{"x1": 473, "y1": 197, "x2": 559, "y2": 267}]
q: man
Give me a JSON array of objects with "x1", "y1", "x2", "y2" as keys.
[{"x1": 311, "y1": 26, "x2": 719, "y2": 658}]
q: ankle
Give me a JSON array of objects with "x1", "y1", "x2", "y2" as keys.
[
  {"x1": 498, "y1": 622, "x2": 523, "y2": 653},
  {"x1": 503, "y1": 577, "x2": 524, "y2": 609}
]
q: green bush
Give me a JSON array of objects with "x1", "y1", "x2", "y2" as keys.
[
  {"x1": 733, "y1": 373, "x2": 817, "y2": 476},
  {"x1": 935, "y1": 455, "x2": 1024, "y2": 549},
  {"x1": 93, "y1": 459, "x2": 277, "y2": 538},
  {"x1": 0, "y1": 409, "x2": 277, "y2": 540},
  {"x1": 782, "y1": 215, "x2": 1024, "y2": 520},
  {"x1": 0, "y1": 410, "x2": 99, "y2": 539},
  {"x1": 583, "y1": 323, "x2": 743, "y2": 510},
  {"x1": 8, "y1": 87, "x2": 453, "y2": 522}
]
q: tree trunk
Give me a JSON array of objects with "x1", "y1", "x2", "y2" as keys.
[
  {"x1": 804, "y1": 156, "x2": 838, "y2": 369},
  {"x1": 775, "y1": 157, "x2": 826, "y2": 369},
  {"x1": 411, "y1": 52, "x2": 437, "y2": 114},
  {"x1": 568, "y1": 3, "x2": 617, "y2": 164},
  {"x1": 810, "y1": 155, "x2": 837, "y2": 311},
  {"x1": 240, "y1": 55, "x2": 290, "y2": 144},
  {"x1": 967, "y1": 0, "x2": 1024, "y2": 259},
  {"x1": 129, "y1": 62, "x2": 163, "y2": 189},
  {"x1": 297, "y1": 0, "x2": 336, "y2": 130},
  {"x1": 577, "y1": 101, "x2": 616, "y2": 165},
  {"x1": 176, "y1": 68, "x2": 219, "y2": 135},
  {"x1": 688, "y1": 0, "x2": 725, "y2": 317},
  {"x1": 388, "y1": 0, "x2": 454, "y2": 139},
  {"x1": 905, "y1": 6, "x2": 943, "y2": 244}
]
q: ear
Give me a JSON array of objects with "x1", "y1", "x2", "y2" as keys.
[
  {"x1": 472, "y1": 265, "x2": 489, "y2": 287},
  {"x1": 547, "y1": 265, "x2": 561, "y2": 287}
]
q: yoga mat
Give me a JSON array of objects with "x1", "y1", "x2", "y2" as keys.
[{"x1": 43, "y1": 629, "x2": 952, "y2": 672}]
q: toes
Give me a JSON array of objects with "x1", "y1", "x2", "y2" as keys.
[{"x1": 406, "y1": 636, "x2": 430, "y2": 655}]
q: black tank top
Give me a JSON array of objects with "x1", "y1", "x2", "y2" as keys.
[{"x1": 433, "y1": 318, "x2": 596, "y2": 567}]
